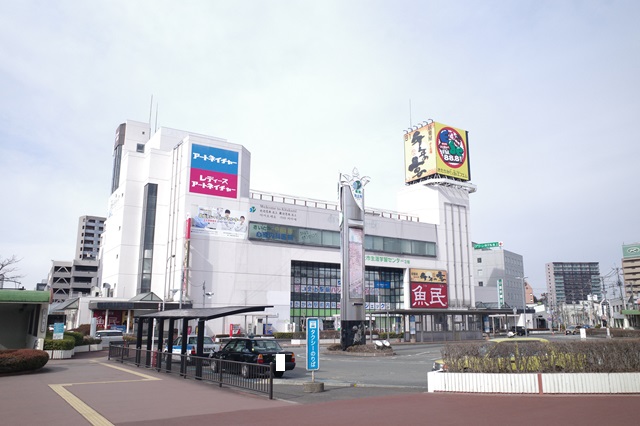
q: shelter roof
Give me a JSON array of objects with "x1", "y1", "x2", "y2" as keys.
[{"x1": 137, "y1": 305, "x2": 274, "y2": 321}]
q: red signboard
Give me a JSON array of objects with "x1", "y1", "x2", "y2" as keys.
[{"x1": 410, "y1": 283, "x2": 448, "y2": 309}]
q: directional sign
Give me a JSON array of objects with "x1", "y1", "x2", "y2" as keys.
[{"x1": 306, "y1": 317, "x2": 320, "y2": 371}]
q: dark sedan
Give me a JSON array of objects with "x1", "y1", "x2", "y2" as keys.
[{"x1": 210, "y1": 337, "x2": 296, "y2": 378}]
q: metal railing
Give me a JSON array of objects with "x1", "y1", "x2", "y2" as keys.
[{"x1": 108, "y1": 343, "x2": 274, "y2": 399}]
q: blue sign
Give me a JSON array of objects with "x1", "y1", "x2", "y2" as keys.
[
  {"x1": 374, "y1": 281, "x2": 391, "y2": 289},
  {"x1": 306, "y1": 318, "x2": 320, "y2": 371}
]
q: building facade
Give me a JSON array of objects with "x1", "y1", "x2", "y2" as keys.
[
  {"x1": 49, "y1": 215, "x2": 105, "y2": 303},
  {"x1": 545, "y1": 262, "x2": 601, "y2": 308},
  {"x1": 98, "y1": 120, "x2": 492, "y2": 337},
  {"x1": 622, "y1": 243, "x2": 640, "y2": 303},
  {"x1": 472, "y1": 244, "x2": 525, "y2": 309},
  {"x1": 76, "y1": 215, "x2": 105, "y2": 261}
]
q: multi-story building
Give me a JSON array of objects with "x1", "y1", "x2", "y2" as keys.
[
  {"x1": 49, "y1": 215, "x2": 105, "y2": 303},
  {"x1": 472, "y1": 244, "x2": 525, "y2": 309},
  {"x1": 76, "y1": 215, "x2": 105, "y2": 260},
  {"x1": 545, "y1": 262, "x2": 601, "y2": 308},
  {"x1": 98, "y1": 119, "x2": 501, "y2": 338},
  {"x1": 622, "y1": 243, "x2": 640, "y2": 303}
]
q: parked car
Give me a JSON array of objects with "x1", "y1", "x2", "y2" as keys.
[
  {"x1": 165, "y1": 335, "x2": 220, "y2": 363},
  {"x1": 509, "y1": 326, "x2": 528, "y2": 336},
  {"x1": 432, "y1": 337, "x2": 554, "y2": 372},
  {"x1": 565, "y1": 325, "x2": 583, "y2": 335},
  {"x1": 210, "y1": 337, "x2": 296, "y2": 378},
  {"x1": 95, "y1": 329, "x2": 124, "y2": 345}
]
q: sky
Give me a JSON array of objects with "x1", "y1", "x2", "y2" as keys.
[{"x1": 1, "y1": 0, "x2": 639, "y2": 297}]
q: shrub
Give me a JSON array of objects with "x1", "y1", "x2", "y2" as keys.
[
  {"x1": 70, "y1": 324, "x2": 92, "y2": 336},
  {"x1": 64, "y1": 331, "x2": 84, "y2": 346},
  {"x1": 0, "y1": 349, "x2": 50, "y2": 373},
  {"x1": 440, "y1": 339, "x2": 640, "y2": 373},
  {"x1": 43, "y1": 334, "x2": 76, "y2": 350}
]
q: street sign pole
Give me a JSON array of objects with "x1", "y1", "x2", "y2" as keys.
[{"x1": 306, "y1": 318, "x2": 320, "y2": 381}]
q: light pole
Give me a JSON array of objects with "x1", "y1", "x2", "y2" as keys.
[
  {"x1": 516, "y1": 276, "x2": 528, "y2": 335},
  {"x1": 201, "y1": 280, "x2": 213, "y2": 307},
  {"x1": 162, "y1": 254, "x2": 175, "y2": 312}
]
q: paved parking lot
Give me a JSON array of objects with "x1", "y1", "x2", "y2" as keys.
[{"x1": 1, "y1": 349, "x2": 639, "y2": 425}]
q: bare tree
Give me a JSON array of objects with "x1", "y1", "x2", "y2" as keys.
[{"x1": 0, "y1": 255, "x2": 25, "y2": 289}]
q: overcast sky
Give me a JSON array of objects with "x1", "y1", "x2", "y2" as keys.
[{"x1": 1, "y1": 1, "x2": 638, "y2": 297}]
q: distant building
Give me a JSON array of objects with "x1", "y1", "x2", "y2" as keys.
[
  {"x1": 622, "y1": 243, "x2": 640, "y2": 303},
  {"x1": 48, "y1": 215, "x2": 105, "y2": 302},
  {"x1": 76, "y1": 215, "x2": 105, "y2": 260},
  {"x1": 545, "y1": 262, "x2": 601, "y2": 307},
  {"x1": 472, "y1": 244, "x2": 526, "y2": 309}
]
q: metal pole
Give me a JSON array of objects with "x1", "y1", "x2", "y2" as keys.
[
  {"x1": 162, "y1": 254, "x2": 175, "y2": 312},
  {"x1": 522, "y1": 277, "x2": 528, "y2": 336}
]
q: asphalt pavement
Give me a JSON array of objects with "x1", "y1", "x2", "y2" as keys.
[{"x1": 1, "y1": 346, "x2": 639, "y2": 426}]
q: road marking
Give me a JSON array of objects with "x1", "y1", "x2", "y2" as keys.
[
  {"x1": 49, "y1": 384, "x2": 113, "y2": 426},
  {"x1": 49, "y1": 361, "x2": 161, "y2": 426}
]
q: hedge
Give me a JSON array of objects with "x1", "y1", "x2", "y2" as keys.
[
  {"x1": 43, "y1": 334, "x2": 76, "y2": 350},
  {"x1": 0, "y1": 349, "x2": 50, "y2": 373}
]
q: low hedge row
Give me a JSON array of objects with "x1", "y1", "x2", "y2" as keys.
[
  {"x1": 0, "y1": 349, "x2": 49, "y2": 374},
  {"x1": 441, "y1": 339, "x2": 640, "y2": 373}
]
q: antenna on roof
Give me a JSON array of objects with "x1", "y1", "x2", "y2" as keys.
[
  {"x1": 155, "y1": 103, "x2": 159, "y2": 133},
  {"x1": 148, "y1": 95, "x2": 153, "y2": 139}
]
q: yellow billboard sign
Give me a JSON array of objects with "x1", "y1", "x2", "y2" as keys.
[
  {"x1": 404, "y1": 121, "x2": 470, "y2": 183},
  {"x1": 409, "y1": 269, "x2": 447, "y2": 283}
]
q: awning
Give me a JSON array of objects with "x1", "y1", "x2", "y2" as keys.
[{"x1": 137, "y1": 305, "x2": 274, "y2": 321}]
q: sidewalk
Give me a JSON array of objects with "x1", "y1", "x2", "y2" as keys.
[{"x1": 1, "y1": 350, "x2": 638, "y2": 426}]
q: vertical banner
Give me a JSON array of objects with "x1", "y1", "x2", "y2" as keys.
[
  {"x1": 348, "y1": 228, "x2": 364, "y2": 299},
  {"x1": 306, "y1": 318, "x2": 320, "y2": 371}
]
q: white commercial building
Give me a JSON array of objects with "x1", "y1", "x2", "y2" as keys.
[{"x1": 98, "y1": 119, "x2": 497, "y2": 339}]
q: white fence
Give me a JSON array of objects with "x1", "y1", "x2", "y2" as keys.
[{"x1": 427, "y1": 371, "x2": 640, "y2": 394}]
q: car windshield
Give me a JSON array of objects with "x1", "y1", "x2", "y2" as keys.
[
  {"x1": 251, "y1": 340, "x2": 283, "y2": 351},
  {"x1": 187, "y1": 337, "x2": 214, "y2": 345}
]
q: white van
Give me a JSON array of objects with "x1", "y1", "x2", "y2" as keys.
[{"x1": 95, "y1": 329, "x2": 125, "y2": 345}]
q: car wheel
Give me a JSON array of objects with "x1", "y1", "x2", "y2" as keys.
[
  {"x1": 241, "y1": 364, "x2": 252, "y2": 378},
  {"x1": 274, "y1": 370, "x2": 284, "y2": 378}
]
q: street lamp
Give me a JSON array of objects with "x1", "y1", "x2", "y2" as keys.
[
  {"x1": 516, "y1": 276, "x2": 528, "y2": 335},
  {"x1": 201, "y1": 280, "x2": 213, "y2": 307},
  {"x1": 162, "y1": 254, "x2": 176, "y2": 312}
]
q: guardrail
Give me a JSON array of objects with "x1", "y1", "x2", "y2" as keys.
[{"x1": 108, "y1": 344, "x2": 274, "y2": 399}]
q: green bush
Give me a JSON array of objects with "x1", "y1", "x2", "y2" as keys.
[
  {"x1": 64, "y1": 331, "x2": 84, "y2": 346},
  {"x1": 43, "y1": 334, "x2": 76, "y2": 350},
  {"x1": 0, "y1": 349, "x2": 49, "y2": 373},
  {"x1": 440, "y1": 339, "x2": 640, "y2": 373},
  {"x1": 273, "y1": 332, "x2": 294, "y2": 339}
]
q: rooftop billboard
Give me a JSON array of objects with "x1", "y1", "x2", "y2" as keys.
[
  {"x1": 189, "y1": 144, "x2": 239, "y2": 198},
  {"x1": 404, "y1": 121, "x2": 470, "y2": 183}
]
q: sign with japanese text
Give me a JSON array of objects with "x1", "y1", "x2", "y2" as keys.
[
  {"x1": 306, "y1": 317, "x2": 320, "y2": 371},
  {"x1": 404, "y1": 121, "x2": 470, "y2": 184},
  {"x1": 410, "y1": 283, "x2": 449, "y2": 309},
  {"x1": 190, "y1": 206, "x2": 248, "y2": 239},
  {"x1": 497, "y1": 279, "x2": 504, "y2": 308},
  {"x1": 409, "y1": 269, "x2": 447, "y2": 283},
  {"x1": 473, "y1": 242, "x2": 503, "y2": 250},
  {"x1": 190, "y1": 144, "x2": 239, "y2": 198}
]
